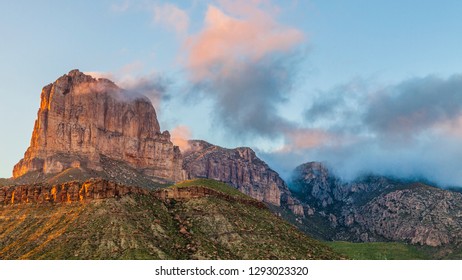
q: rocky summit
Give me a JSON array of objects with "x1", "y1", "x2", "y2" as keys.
[{"x1": 13, "y1": 70, "x2": 186, "y2": 183}]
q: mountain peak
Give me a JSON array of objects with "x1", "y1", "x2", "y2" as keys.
[{"x1": 13, "y1": 70, "x2": 186, "y2": 183}]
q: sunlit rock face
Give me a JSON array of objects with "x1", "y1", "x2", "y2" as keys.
[
  {"x1": 0, "y1": 178, "x2": 148, "y2": 205},
  {"x1": 13, "y1": 70, "x2": 186, "y2": 182},
  {"x1": 183, "y1": 140, "x2": 304, "y2": 215}
]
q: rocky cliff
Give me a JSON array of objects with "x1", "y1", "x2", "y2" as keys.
[
  {"x1": 290, "y1": 162, "x2": 462, "y2": 247},
  {"x1": 353, "y1": 185, "x2": 462, "y2": 246},
  {"x1": 183, "y1": 140, "x2": 303, "y2": 215},
  {"x1": 13, "y1": 70, "x2": 186, "y2": 183},
  {"x1": 0, "y1": 178, "x2": 147, "y2": 205}
]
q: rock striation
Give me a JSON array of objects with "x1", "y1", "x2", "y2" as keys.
[
  {"x1": 13, "y1": 70, "x2": 186, "y2": 183},
  {"x1": 0, "y1": 178, "x2": 147, "y2": 205},
  {"x1": 183, "y1": 140, "x2": 304, "y2": 215},
  {"x1": 290, "y1": 161, "x2": 462, "y2": 247}
]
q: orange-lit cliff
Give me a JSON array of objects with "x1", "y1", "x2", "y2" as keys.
[{"x1": 13, "y1": 70, "x2": 186, "y2": 183}]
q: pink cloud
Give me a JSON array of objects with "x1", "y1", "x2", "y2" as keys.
[
  {"x1": 277, "y1": 128, "x2": 358, "y2": 153},
  {"x1": 431, "y1": 115, "x2": 462, "y2": 139},
  {"x1": 171, "y1": 125, "x2": 193, "y2": 152},
  {"x1": 83, "y1": 71, "x2": 114, "y2": 80},
  {"x1": 185, "y1": 2, "x2": 304, "y2": 80},
  {"x1": 280, "y1": 128, "x2": 332, "y2": 152}
]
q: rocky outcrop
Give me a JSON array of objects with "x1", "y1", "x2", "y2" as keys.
[
  {"x1": 291, "y1": 162, "x2": 339, "y2": 207},
  {"x1": 348, "y1": 185, "x2": 462, "y2": 246},
  {"x1": 13, "y1": 70, "x2": 186, "y2": 183},
  {"x1": 291, "y1": 161, "x2": 462, "y2": 247},
  {"x1": 291, "y1": 162, "x2": 394, "y2": 208},
  {"x1": 154, "y1": 185, "x2": 266, "y2": 209},
  {"x1": 0, "y1": 178, "x2": 147, "y2": 205},
  {"x1": 183, "y1": 140, "x2": 303, "y2": 215}
]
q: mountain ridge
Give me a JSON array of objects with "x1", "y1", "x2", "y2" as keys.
[
  {"x1": 290, "y1": 161, "x2": 462, "y2": 249},
  {"x1": 183, "y1": 139, "x2": 304, "y2": 215},
  {"x1": 0, "y1": 178, "x2": 341, "y2": 260}
]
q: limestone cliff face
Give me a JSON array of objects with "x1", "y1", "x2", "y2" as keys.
[
  {"x1": 13, "y1": 70, "x2": 186, "y2": 182},
  {"x1": 183, "y1": 140, "x2": 303, "y2": 215}
]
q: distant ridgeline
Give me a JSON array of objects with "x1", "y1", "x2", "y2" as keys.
[{"x1": 289, "y1": 161, "x2": 462, "y2": 251}]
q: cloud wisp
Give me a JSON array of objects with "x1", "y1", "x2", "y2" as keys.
[
  {"x1": 84, "y1": 66, "x2": 171, "y2": 111},
  {"x1": 153, "y1": 3, "x2": 190, "y2": 34},
  {"x1": 171, "y1": 125, "x2": 193, "y2": 152}
]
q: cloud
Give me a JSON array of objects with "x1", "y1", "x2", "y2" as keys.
[
  {"x1": 119, "y1": 74, "x2": 171, "y2": 109},
  {"x1": 171, "y1": 125, "x2": 193, "y2": 152},
  {"x1": 183, "y1": 1, "x2": 305, "y2": 140},
  {"x1": 83, "y1": 71, "x2": 113, "y2": 80},
  {"x1": 185, "y1": 4, "x2": 303, "y2": 80},
  {"x1": 279, "y1": 128, "x2": 333, "y2": 152},
  {"x1": 278, "y1": 74, "x2": 462, "y2": 186},
  {"x1": 304, "y1": 80, "x2": 370, "y2": 132},
  {"x1": 84, "y1": 66, "x2": 171, "y2": 110},
  {"x1": 153, "y1": 3, "x2": 190, "y2": 34},
  {"x1": 363, "y1": 75, "x2": 462, "y2": 141}
]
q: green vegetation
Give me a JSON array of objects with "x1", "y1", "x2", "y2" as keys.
[
  {"x1": 326, "y1": 241, "x2": 432, "y2": 260},
  {"x1": 0, "y1": 179, "x2": 341, "y2": 260},
  {"x1": 172, "y1": 178, "x2": 248, "y2": 198}
]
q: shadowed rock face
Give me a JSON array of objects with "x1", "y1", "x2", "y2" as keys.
[
  {"x1": 13, "y1": 70, "x2": 186, "y2": 183},
  {"x1": 182, "y1": 140, "x2": 304, "y2": 215}
]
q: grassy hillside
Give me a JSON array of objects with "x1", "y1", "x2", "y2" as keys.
[
  {"x1": 0, "y1": 179, "x2": 341, "y2": 260},
  {"x1": 326, "y1": 241, "x2": 433, "y2": 260},
  {"x1": 173, "y1": 178, "x2": 248, "y2": 198}
]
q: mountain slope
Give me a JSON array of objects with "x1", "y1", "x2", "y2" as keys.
[
  {"x1": 290, "y1": 162, "x2": 462, "y2": 250},
  {"x1": 0, "y1": 179, "x2": 340, "y2": 260}
]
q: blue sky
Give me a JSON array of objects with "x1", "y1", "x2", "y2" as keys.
[{"x1": 1, "y1": 0, "x2": 462, "y2": 185}]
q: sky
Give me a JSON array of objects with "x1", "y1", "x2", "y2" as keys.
[{"x1": 1, "y1": 0, "x2": 462, "y2": 186}]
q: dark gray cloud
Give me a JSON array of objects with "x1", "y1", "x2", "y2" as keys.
[
  {"x1": 364, "y1": 75, "x2": 462, "y2": 138},
  {"x1": 193, "y1": 51, "x2": 305, "y2": 140},
  {"x1": 304, "y1": 75, "x2": 462, "y2": 139},
  {"x1": 118, "y1": 74, "x2": 172, "y2": 112},
  {"x1": 291, "y1": 74, "x2": 462, "y2": 186},
  {"x1": 304, "y1": 80, "x2": 369, "y2": 133}
]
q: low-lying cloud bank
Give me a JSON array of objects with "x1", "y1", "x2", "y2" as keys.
[{"x1": 262, "y1": 75, "x2": 462, "y2": 187}]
